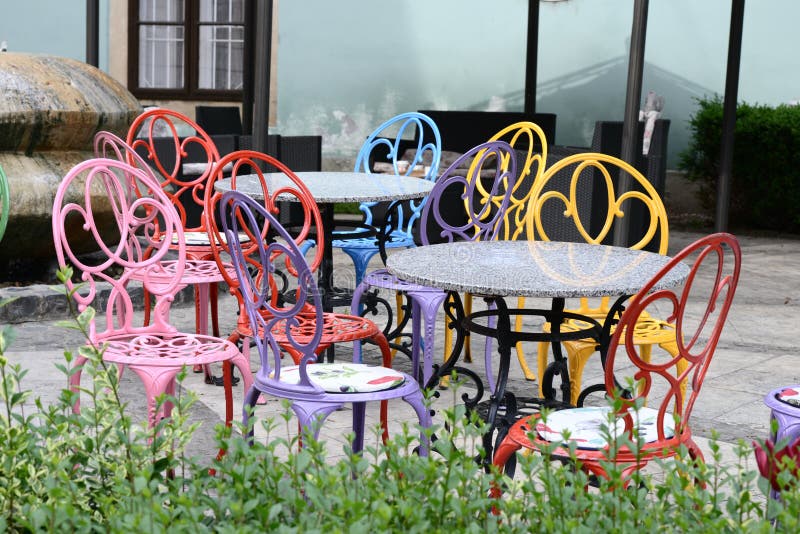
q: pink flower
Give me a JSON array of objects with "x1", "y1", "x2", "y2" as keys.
[{"x1": 753, "y1": 436, "x2": 800, "y2": 492}]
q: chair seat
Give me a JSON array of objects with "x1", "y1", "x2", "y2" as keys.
[
  {"x1": 535, "y1": 406, "x2": 675, "y2": 450},
  {"x1": 99, "y1": 331, "x2": 240, "y2": 367},
  {"x1": 128, "y1": 259, "x2": 236, "y2": 286},
  {"x1": 332, "y1": 231, "x2": 414, "y2": 251},
  {"x1": 171, "y1": 231, "x2": 250, "y2": 246},
  {"x1": 235, "y1": 310, "x2": 385, "y2": 352},
  {"x1": 273, "y1": 363, "x2": 405, "y2": 393},
  {"x1": 361, "y1": 268, "x2": 442, "y2": 293},
  {"x1": 549, "y1": 313, "x2": 676, "y2": 346},
  {"x1": 778, "y1": 387, "x2": 800, "y2": 407}
]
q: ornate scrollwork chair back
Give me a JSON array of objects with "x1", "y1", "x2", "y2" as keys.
[
  {"x1": 475, "y1": 121, "x2": 549, "y2": 241},
  {"x1": 522, "y1": 152, "x2": 671, "y2": 403},
  {"x1": 492, "y1": 232, "x2": 741, "y2": 486},
  {"x1": 203, "y1": 150, "x2": 326, "y2": 294},
  {"x1": 221, "y1": 191, "x2": 323, "y2": 390},
  {"x1": 420, "y1": 141, "x2": 518, "y2": 245},
  {"x1": 333, "y1": 112, "x2": 442, "y2": 288},
  {"x1": 126, "y1": 108, "x2": 221, "y2": 235},
  {"x1": 220, "y1": 191, "x2": 431, "y2": 452},
  {"x1": 203, "y1": 150, "x2": 324, "y2": 346},
  {"x1": 604, "y1": 233, "x2": 740, "y2": 443},
  {"x1": 53, "y1": 157, "x2": 185, "y2": 336}
]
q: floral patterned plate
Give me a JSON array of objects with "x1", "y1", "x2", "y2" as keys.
[
  {"x1": 535, "y1": 406, "x2": 675, "y2": 450},
  {"x1": 275, "y1": 363, "x2": 405, "y2": 393}
]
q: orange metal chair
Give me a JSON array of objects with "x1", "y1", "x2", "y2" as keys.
[
  {"x1": 444, "y1": 121, "x2": 549, "y2": 369},
  {"x1": 523, "y1": 153, "x2": 674, "y2": 405},
  {"x1": 492, "y1": 232, "x2": 741, "y2": 487},
  {"x1": 126, "y1": 109, "x2": 227, "y2": 382}
]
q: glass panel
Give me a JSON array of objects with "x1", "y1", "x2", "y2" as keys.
[
  {"x1": 138, "y1": 25, "x2": 185, "y2": 89},
  {"x1": 139, "y1": 0, "x2": 184, "y2": 22},
  {"x1": 198, "y1": 25, "x2": 244, "y2": 90},
  {"x1": 199, "y1": 0, "x2": 244, "y2": 23}
]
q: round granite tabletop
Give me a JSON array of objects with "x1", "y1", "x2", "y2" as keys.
[
  {"x1": 386, "y1": 240, "x2": 689, "y2": 298},
  {"x1": 214, "y1": 171, "x2": 434, "y2": 204}
]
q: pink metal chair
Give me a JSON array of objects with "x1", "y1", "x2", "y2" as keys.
[
  {"x1": 126, "y1": 108, "x2": 226, "y2": 383},
  {"x1": 52, "y1": 157, "x2": 251, "y2": 428},
  {"x1": 491, "y1": 233, "x2": 741, "y2": 488},
  {"x1": 220, "y1": 190, "x2": 431, "y2": 452}
]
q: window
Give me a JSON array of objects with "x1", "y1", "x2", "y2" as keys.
[{"x1": 129, "y1": 0, "x2": 244, "y2": 100}]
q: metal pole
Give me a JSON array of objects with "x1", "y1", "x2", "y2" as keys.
[
  {"x1": 242, "y1": 0, "x2": 255, "y2": 135},
  {"x1": 524, "y1": 0, "x2": 540, "y2": 115},
  {"x1": 86, "y1": 0, "x2": 99, "y2": 67},
  {"x1": 614, "y1": 0, "x2": 648, "y2": 247},
  {"x1": 716, "y1": 0, "x2": 745, "y2": 232},
  {"x1": 252, "y1": 0, "x2": 273, "y2": 154}
]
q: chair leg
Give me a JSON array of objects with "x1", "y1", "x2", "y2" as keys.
[
  {"x1": 372, "y1": 331, "x2": 393, "y2": 444},
  {"x1": 391, "y1": 292, "x2": 404, "y2": 360},
  {"x1": 242, "y1": 384, "x2": 262, "y2": 445},
  {"x1": 490, "y1": 436, "x2": 524, "y2": 498},
  {"x1": 406, "y1": 289, "x2": 448, "y2": 387},
  {"x1": 403, "y1": 387, "x2": 431, "y2": 456},
  {"x1": 352, "y1": 401, "x2": 367, "y2": 453},
  {"x1": 69, "y1": 354, "x2": 88, "y2": 414},
  {"x1": 291, "y1": 400, "x2": 343, "y2": 446},
  {"x1": 536, "y1": 341, "x2": 550, "y2": 397},
  {"x1": 341, "y1": 247, "x2": 379, "y2": 312},
  {"x1": 126, "y1": 364, "x2": 182, "y2": 428},
  {"x1": 564, "y1": 340, "x2": 597, "y2": 405}
]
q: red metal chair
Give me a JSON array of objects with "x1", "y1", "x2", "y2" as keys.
[
  {"x1": 126, "y1": 108, "x2": 226, "y2": 383},
  {"x1": 491, "y1": 233, "x2": 741, "y2": 487},
  {"x1": 204, "y1": 150, "x2": 401, "y2": 431},
  {"x1": 52, "y1": 157, "x2": 251, "y2": 429}
]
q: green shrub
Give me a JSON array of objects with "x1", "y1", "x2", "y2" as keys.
[
  {"x1": 679, "y1": 97, "x2": 800, "y2": 233},
  {"x1": 3, "y1": 272, "x2": 800, "y2": 531}
]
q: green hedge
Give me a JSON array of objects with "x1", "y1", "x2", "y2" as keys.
[{"x1": 679, "y1": 97, "x2": 800, "y2": 233}]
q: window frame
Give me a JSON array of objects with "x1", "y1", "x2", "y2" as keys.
[{"x1": 128, "y1": 0, "x2": 244, "y2": 101}]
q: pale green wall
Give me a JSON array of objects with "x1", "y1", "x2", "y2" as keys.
[
  {"x1": 1, "y1": 0, "x2": 796, "y2": 168},
  {"x1": 275, "y1": 0, "x2": 800, "y2": 167},
  {"x1": 0, "y1": 0, "x2": 109, "y2": 70}
]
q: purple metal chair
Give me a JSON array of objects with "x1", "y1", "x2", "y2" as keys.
[
  {"x1": 220, "y1": 190, "x2": 430, "y2": 453},
  {"x1": 351, "y1": 141, "x2": 518, "y2": 388}
]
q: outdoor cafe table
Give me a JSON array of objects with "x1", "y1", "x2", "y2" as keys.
[
  {"x1": 214, "y1": 171, "x2": 434, "y2": 312},
  {"x1": 385, "y1": 239, "x2": 689, "y2": 465}
]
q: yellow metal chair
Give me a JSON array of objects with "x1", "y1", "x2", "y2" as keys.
[
  {"x1": 442, "y1": 121, "x2": 549, "y2": 370},
  {"x1": 522, "y1": 152, "x2": 680, "y2": 405}
]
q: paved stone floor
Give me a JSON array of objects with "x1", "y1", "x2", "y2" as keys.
[{"x1": 4, "y1": 230, "x2": 800, "y2": 477}]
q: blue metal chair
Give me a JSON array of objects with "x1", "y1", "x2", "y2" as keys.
[{"x1": 331, "y1": 112, "x2": 441, "y2": 290}]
